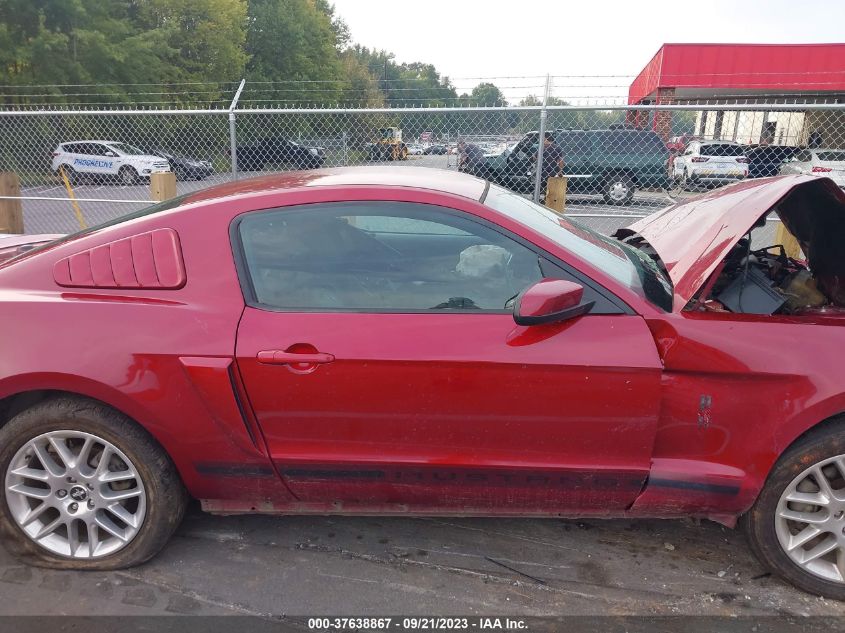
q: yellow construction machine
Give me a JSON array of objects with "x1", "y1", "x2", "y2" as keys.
[{"x1": 369, "y1": 127, "x2": 409, "y2": 161}]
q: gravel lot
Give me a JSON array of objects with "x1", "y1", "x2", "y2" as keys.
[{"x1": 2, "y1": 505, "x2": 844, "y2": 617}]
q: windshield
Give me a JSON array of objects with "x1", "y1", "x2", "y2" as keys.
[
  {"x1": 108, "y1": 142, "x2": 146, "y2": 156},
  {"x1": 483, "y1": 184, "x2": 673, "y2": 311},
  {"x1": 700, "y1": 143, "x2": 745, "y2": 157}
]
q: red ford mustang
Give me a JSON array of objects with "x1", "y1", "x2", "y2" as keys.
[{"x1": 1, "y1": 167, "x2": 844, "y2": 598}]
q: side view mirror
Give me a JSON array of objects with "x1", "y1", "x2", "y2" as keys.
[{"x1": 513, "y1": 279, "x2": 594, "y2": 326}]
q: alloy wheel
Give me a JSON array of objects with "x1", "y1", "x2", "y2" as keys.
[
  {"x1": 5, "y1": 430, "x2": 146, "y2": 559},
  {"x1": 607, "y1": 180, "x2": 630, "y2": 202},
  {"x1": 775, "y1": 454, "x2": 845, "y2": 583}
]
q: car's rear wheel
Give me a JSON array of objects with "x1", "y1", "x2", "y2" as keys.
[
  {"x1": 58, "y1": 165, "x2": 79, "y2": 185},
  {"x1": 602, "y1": 173, "x2": 635, "y2": 205},
  {"x1": 119, "y1": 166, "x2": 139, "y2": 186},
  {"x1": 0, "y1": 397, "x2": 186, "y2": 570},
  {"x1": 745, "y1": 420, "x2": 845, "y2": 599}
]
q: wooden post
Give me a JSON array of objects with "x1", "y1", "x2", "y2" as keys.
[
  {"x1": 150, "y1": 171, "x2": 177, "y2": 203},
  {"x1": 775, "y1": 221, "x2": 803, "y2": 260},
  {"x1": 545, "y1": 176, "x2": 567, "y2": 213},
  {"x1": 0, "y1": 172, "x2": 24, "y2": 234}
]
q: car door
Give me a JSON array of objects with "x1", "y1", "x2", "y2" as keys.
[
  {"x1": 503, "y1": 133, "x2": 539, "y2": 192},
  {"x1": 557, "y1": 131, "x2": 589, "y2": 191},
  {"x1": 87, "y1": 143, "x2": 120, "y2": 178},
  {"x1": 233, "y1": 200, "x2": 663, "y2": 513}
]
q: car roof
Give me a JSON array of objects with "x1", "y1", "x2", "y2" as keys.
[
  {"x1": 61, "y1": 140, "x2": 120, "y2": 145},
  {"x1": 698, "y1": 140, "x2": 741, "y2": 145},
  {"x1": 181, "y1": 166, "x2": 488, "y2": 205},
  {"x1": 553, "y1": 128, "x2": 656, "y2": 134}
]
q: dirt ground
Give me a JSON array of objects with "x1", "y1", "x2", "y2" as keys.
[{"x1": 2, "y1": 504, "x2": 845, "y2": 618}]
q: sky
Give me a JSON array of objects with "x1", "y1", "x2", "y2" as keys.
[{"x1": 330, "y1": 0, "x2": 845, "y2": 104}]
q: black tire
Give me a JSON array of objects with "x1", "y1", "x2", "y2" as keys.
[
  {"x1": 119, "y1": 166, "x2": 139, "y2": 186},
  {"x1": 744, "y1": 419, "x2": 845, "y2": 599},
  {"x1": 0, "y1": 396, "x2": 187, "y2": 570},
  {"x1": 59, "y1": 165, "x2": 79, "y2": 185},
  {"x1": 602, "y1": 173, "x2": 635, "y2": 205}
]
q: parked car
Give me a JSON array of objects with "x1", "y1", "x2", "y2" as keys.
[
  {"x1": 482, "y1": 128, "x2": 669, "y2": 205},
  {"x1": 671, "y1": 140, "x2": 749, "y2": 187},
  {"x1": 744, "y1": 145, "x2": 800, "y2": 179},
  {"x1": 422, "y1": 144, "x2": 448, "y2": 155},
  {"x1": 406, "y1": 143, "x2": 426, "y2": 156},
  {"x1": 4, "y1": 169, "x2": 845, "y2": 599},
  {"x1": 779, "y1": 148, "x2": 845, "y2": 188},
  {"x1": 51, "y1": 141, "x2": 171, "y2": 185},
  {"x1": 148, "y1": 148, "x2": 214, "y2": 181},
  {"x1": 236, "y1": 138, "x2": 325, "y2": 171},
  {"x1": 667, "y1": 134, "x2": 700, "y2": 154}
]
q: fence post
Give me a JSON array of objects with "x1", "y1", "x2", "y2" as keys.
[
  {"x1": 151, "y1": 172, "x2": 177, "y2": 202},
  {"x1": 228, "y1": 79, "x2": 246, "y2": 181},
  {"x1": 545, "y1": 176, "x2": 567, "y2": 213},
  {"x1": 533, "y1": 74, "x2": 551, "y2": 203},
  {"x1": 342, "y1": 132, "x2": 349, "y2": 166},
  {"x1": 0, "y1": 172, "x2": 24, "y2": 234}
]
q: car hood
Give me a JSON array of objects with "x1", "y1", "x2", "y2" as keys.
[
  {"x1": 614, "y1": 175, "x2": 845, "y2": 310},
  {"x1": 123, "y1": 153, "x2": 168, "y2": 163}
]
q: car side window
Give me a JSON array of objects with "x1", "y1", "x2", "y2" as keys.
[{"x1": 236, "y1": 202, "x2": 545, "y2": 312}]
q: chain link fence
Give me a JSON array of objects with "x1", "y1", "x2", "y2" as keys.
[{"x1": 1, "y1": 99, "x2": 844, "y2": 239}]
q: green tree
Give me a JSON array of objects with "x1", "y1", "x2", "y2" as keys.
[
  {"x1": 138, "y1": 0, "x2": 248, "y2": 82},
  {"x1": 466, "y1": 82, "x2": 507, "y2": 107},
  {"x1": 245, "y1": 0, "x2": 344, "y2": 105},
  {"x1": 0, "y1": 0, "x2": 248, "y2": 106}
]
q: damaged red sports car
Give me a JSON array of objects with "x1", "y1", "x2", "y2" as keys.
[{"x1": 1, "y1": 167, "x2": 845, "y2": 598}]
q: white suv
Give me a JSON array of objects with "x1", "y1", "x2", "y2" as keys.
[
  {"x1": 51, "y1": 141, "x2": 171, "y2": 185},
  {"x1": 778, "y1": 148, "x2": 845, "y2": 188},
  {"x1": 672, "y1": 140, "x2": 749, "y2": 188}
]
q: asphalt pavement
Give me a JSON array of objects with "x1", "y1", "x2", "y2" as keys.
[
  {"x1": 1, "y1": 506, "x2": 843, "y2": 617},
  {"x1": 18, "y1": 155, "x2": 677, "y2": 236}
]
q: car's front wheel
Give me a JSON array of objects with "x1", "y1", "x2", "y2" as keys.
[
  {"x1": 119, "y1": 166, "x2": 139, "y2": 186},
  {"x1": 0, "y1": 397, "x2": 186, "y2": 569},
  {"x1": 745, "y1": 420, "x2": 845, "y2": 599}
]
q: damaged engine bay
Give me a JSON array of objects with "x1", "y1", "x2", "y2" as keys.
[
  {"x1": 702, "y1": 181, "x2": 845, "y2": 315},
  {"x1": 699, "y1": 237, "x2": 842, "y2": 315},
  {"x1": 624, "y1": 179, "x2": 845, "y2": 316}
]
